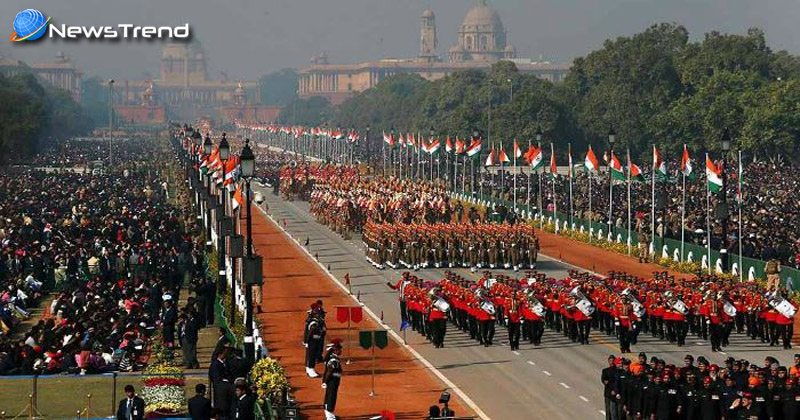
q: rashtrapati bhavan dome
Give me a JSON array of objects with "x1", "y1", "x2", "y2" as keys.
[{"x1": 298, "y1": 0, "x2": 569, "y2": 104}]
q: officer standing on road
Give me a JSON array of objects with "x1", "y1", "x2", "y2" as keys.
[
  {"x1": 322, "y1": 341, "x2": 343, "y2": 420},
  {"x1": 305, "y1": 309, "x2": 325, "y2": 378}
]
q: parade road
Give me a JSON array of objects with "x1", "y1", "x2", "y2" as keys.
[{"x1": 255, "y1": 185, "x2": 797, "y2": 420}]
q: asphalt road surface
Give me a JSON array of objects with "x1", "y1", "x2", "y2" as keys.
[{"x1": 255, "y1": 186, "x2": 797, "y2": 420}]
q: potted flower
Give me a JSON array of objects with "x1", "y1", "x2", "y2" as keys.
[
  {"x1": 141, "y1": 363, "x2": 186, "y2": 418},
  {"x1": 249, "y1": 358, "x2": 290, "y2": 408}
]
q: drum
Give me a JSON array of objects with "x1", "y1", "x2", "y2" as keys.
[
  {"x1": 673, "y1": 300, "x2": 689, "y2": 315},
  {"x1": 770, "y1": 297, "x2": 797, "y2": 318},
  {"x1": 532, "y1": 302, "x2": 546, "y2": 317},
  {"x1": 632, "y1": 302, "x2": 646, "y2": 318},
  {"x1": 723, "y1": 301, "x2": 737, "y2": 317},
  {"x1": 485, "y1": 278, "x2": 498, "y2": 289},
  {"x1": 576, "y1": 299, "x2": 596, "y2": 317},
  {"x1": 480, "y1": 301, "x2": 496, "y2": 315},
  {"x1": 434, "y1": 298, "x2": 450, "y2": 312}
]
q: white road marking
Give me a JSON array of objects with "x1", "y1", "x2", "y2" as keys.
[
  {"x1": 559, "y1": 382, "x2": 570, "y2": 389},
  {"x1": 719, "y1": 351, "x2": 727, "y2": 355},
  {"x1": 513, "y1": 351, "x2": 520, "y2": 356},
  {"x1": 527, "y1": 361, "x2": 536, "y2": 366},
  {"x1": 579, "y1": 396, "x2": 589, "y2": 402},
  {"x1": 542, "y1": 370, "x2": 552, "y2": 376},
  {"x1": 258, "y1": 205, "x2": 491, "y2": 420},
  {"x1": 696, "y1": 342, "x2": 705, "y2": 345},
  {"x1": 599, "y1": 410, "x2": 606, "y2": 416}
]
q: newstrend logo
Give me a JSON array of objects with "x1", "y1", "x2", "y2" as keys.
[
  {"x1": 10, "y1": 8, "x2": 190, "y2": 43},
  {"x1": 10, "y1": 9, "x2": 50, "y2": 42}
]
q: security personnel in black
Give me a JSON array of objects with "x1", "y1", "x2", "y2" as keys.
[
  {"x1": 322, "y1": 341, "x2": 343, "y2": 420},
  {"x1": 305, "y1": 312, "x2": 324, "y2": 378},
  {"x1": 697, "y1": 376, "x2": 722, "y2": 420},
  {"x1": 679, "y1": 373, "x2": 703, "y2": 419},
  {"x1": 616, "y1": 360, "x2": 631, "y2": 419},
  {"x1": 643, "y1": 372, "x2": 660, "y2": 419},
  {"x1": 655, "y1": 374, "x2": 680, "y2": 420},
  {"x1": 781, "y1": 377, "x2": 800, "y2": 420},
  {"x1": 626, "y1": 369, "x2": 647, "y2": 419},
  {"x1": 719, "y1": 376, "x2": 739, "y2": 419},
  {"x1": 116, "y1": 385, "x2": 145, "y2": 420}
]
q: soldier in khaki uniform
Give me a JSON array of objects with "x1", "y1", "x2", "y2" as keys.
[{"x1": 637, "y1": 229, "x2": 649, "y2": 263}]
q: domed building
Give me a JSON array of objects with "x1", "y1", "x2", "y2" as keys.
[
  {"x1": 298, "y1": 0, "x2": 568, "y2": 105},
  {"x1": 449, "y1": 1, "x2": 515, "y2": 63}
]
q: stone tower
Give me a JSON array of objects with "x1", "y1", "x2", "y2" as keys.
[{"x1": 419, "y1": 8, "x2": 438, "y2": 62}]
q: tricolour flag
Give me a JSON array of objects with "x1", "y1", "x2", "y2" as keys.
[
  {"x1": 610, "y1": 152, "x2": 625, "y2": 181},
  {"x1": 445, "y1": 137, "x2": 454, "y2": 154},
  {"x1": 513, "y1": 140, "x2": 522, "y2": 160},
  {"x1": 585, "y1": 146, "x2": 599, "y2": 173},
  {"x1": 628, "y1": 156, "x2": 644, "y2": 182},
  {"x1": 525, "y1": 145, "x2": 544, "y2": 170},
  {"x1": 383, "y1": 132, "x2": 395, "y2": 147},
  {"x1": 498, "y1": 146, "x2": 510, "y2": 165},
  {"x1": 232, "y1": 184, "x2": 245, "y2": 211},
  {"x1": 484, "y1": 147, "x2": 496, "y2": 166},
  {"x1": 680, "y1": 144, "x2": 694, "y2": 179},
  {"x1": 548, "y1": 146, "x2": 558, "y2": 178},
  {"x1": 705, "y1": 154, "x2": 723, "y2": 193},
  {"x1": 466, "y1": 138, "x2": 482, "y2": 157},
  {"x1": 455, "y1": 137, "x2": 466, "y2": 154},
  {"x1": 426, "y1": 138, "x2": 440, "y2": 155},
  {"x1": 653, "y1": 146, "x2": 667, "y2": 180}
]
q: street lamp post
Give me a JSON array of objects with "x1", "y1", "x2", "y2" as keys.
[
  {"x1": 203, "y1": 134, "x2": 213, "y2": 252},
  {"x1": 608, "y1": 128, "x2": 616, "y2": 241},
  {"x1": 240, "y1": 139, "x2": 258, "y2": 364},
  {"x1": 365, "y1": 126, "x2": 371, "y2": 171},
  {"x1": 108, "y1": 79, "x2": 115, "y2": 165},
  {"x1": 719, "y1": 129, "x2": 732, "y2": 272},
  {"x1": 218, "y1": 133, "x2": 231, "y2": 323}
]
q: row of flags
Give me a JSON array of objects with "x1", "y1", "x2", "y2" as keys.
[
  {"x1": 237, "y1": 121, "x2": 731, "y2": 197},
  {"x1": 190, "y1": 138, "x2": 246, "y2": 210},
  {"x1": 234, "y1": 121, "x2": 362, "y2": 143}
]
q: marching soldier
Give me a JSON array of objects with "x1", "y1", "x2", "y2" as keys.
[{"x1": 506, "y1": 291, "x2": 522, "y2": 350}]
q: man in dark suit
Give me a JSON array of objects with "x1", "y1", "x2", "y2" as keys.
[
  {"x1": 212, "y1": 327, "x2": 231, "y2": 360},
  {"x1": 116, "y1": 384, "x2": 145, "y2": 420},
  {"x1": 188, "y1": 384, "x2": 212, "y2": 420},
  {"x1": 230, "y1": 383, "x2": 256, "y2": 420}
]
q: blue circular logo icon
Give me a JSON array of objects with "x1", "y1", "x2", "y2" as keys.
[{"x1": 10, "y1": 9, "x2": 50, "y2": 42}]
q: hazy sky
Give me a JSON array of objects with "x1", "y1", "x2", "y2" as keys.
[{"x1": 1, "y1": 0, "x2": 797, "y2": 82}]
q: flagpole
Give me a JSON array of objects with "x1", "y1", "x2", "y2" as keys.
[
  {"x1": 609, "y1": 157, "x2": 614, "y2": 242},
  {"x1": 705, "y1": 153, "x2": 712, "y2": 274},
  {"x1": 382, "y1": 136, "x2": 386, "y2": 177},
  {"x1": 626, "y1": 148, "x2": 632, "y2": 256},
  {"x1": 681, "y1": 164, "x2": 686, "y2": 261},
  {"x1": 738, "y1": 149, "x2": 743, "y2": 282},
  {"x1": 651, "y1": 146, "x2": 657, "y2": 260},
  {"x1": 527, "y1": 139, "x2": 532, "y2": 218},
  {"x1": 513, "y1": 143, "x2": 517, "y2": 213},
  {"x1": 551, "y1": 142, "x2": 557, "y2": 232},
  {"x1": 588, "y1": 169, "x2": 592, "y2": 242},
  {"x1": 538, "y1": 169, "x2": 543, "y2": 230},
  {"x1": 568, "y1": 143, "x2": 574, "y2": 230}
]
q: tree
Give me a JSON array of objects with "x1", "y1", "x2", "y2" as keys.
[
  {"x1": 259, "y1": 69, "x2": 299, "y2": 106},
  {"x1": 278, "y1": 96, "x2": 332, "y2": 126}
]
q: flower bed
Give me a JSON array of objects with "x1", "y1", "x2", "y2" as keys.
[
  {"x1": 141, "y1": 363, "x2": 186, "y2": 417},
  {"x1": 250, "y1": 357, "x2": 290, "y2": 405}
]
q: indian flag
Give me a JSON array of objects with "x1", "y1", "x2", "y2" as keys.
[
  {"x1": 680, "y1": 144, "x2": 693, "y2": 179},
  {"x1": 548, "y1": 145, "x2": 558, "y2": 178},
  {"x1": 484, "y1": 147, "x2": 496, "y2": 166},
  {"x1": 426, "y1": 138, "x2": 440, "y2": 155},
  {"x1": 628, "y1": 155, "x2": 644, "y2": 182},
  {"x1": 466, "y1": 138, "x2": 482, "y2": 157},
  {"x1": 383, "y1": 132, "x2": 395, "y2": 148},
  {"x1": 526, "y1": 145, "x2": 544, "y2": 170},
  {"x1": 513, "y1": 139, "x2": 522, "y2": 160},
  {"x1": 584, "y1": 146, "x2": 599, "y2": 173},
  {"x1": 653, "y1": 146, "x2": 667, "y2": 180},
  {"x1": 498, "y1": 146, "x2": 510, "y2": 165},
  {"x1": 706, "y1": 154, "x2": 723, "y2": 193},
  {"x1": 610, "y1": 152, "x2": 625, "y2": 181},
  {"x1": 445, "y1": 137, "x2": 454, "y2": 153}
]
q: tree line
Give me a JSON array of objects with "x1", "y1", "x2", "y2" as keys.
[
  {"x1": 0, "y1": 71, "x2": 93, "y2": 163},
  {"x1": 276, "y1": 23, "x2": 800, "y2": 160}
]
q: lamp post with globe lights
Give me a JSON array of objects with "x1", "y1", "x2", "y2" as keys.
[
  {"x1": 607, "y1": 127, "x2": 616, "y2": 241},
  {"x1": 203, "y1": 134, "x2": 213, "y2": 252},
  {"x1": 718, "y1": 129, "x2": 732, "y2": 272},
  {"x1": 217, "y1": 133, "x2": 234, "y2": 323},
  {"x1": 240, "y1": 139, "x2": 261, "y2": 364}
]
